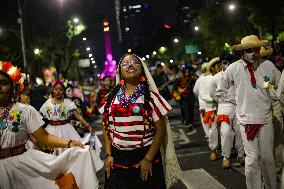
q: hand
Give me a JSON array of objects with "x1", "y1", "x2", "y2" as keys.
[
  {"x1": 88, "y1": 127, "x2": 95, "y2": 134},
  {"x1": 70, "y1": 140, "x2": 85, "y2": 148},
  {"x1": 139, "y1": 158, "x2": 152, "y2": 181},
  {"x1": 178, "y1": 88, "x2": 186, "y2": 93},
  {"x1": 106, "y1": 156, "x2": 114, "y2": 178}
]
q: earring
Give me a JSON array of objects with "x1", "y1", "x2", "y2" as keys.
[
  {"x1": 119, "y1": 79, "x2": 125, "y2": 85},
  {"x1": 139, "y1": 76, "x2": 146, "y2": 82}
]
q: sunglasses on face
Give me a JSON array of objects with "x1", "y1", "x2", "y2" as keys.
[
  {"x1": 244, "y1": 47, "x2": 260, "y2": 53},
  {"x1": 120, "y1": 60, "x2": 141, "y2": 67}
]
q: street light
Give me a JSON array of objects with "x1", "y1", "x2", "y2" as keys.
[
  {"x1": 153, "y1": 51, "x2": 157, "y2": 55},
  {"x1": 170, "y1": 59, "x2": 174, "y2": 63},
  {"x1": 198, "y1": 51, "x2": 202, "y2": 55},
  {"x1": 146, "y1": 55, "x2": 150, "y2": 58},
  {"x1": 86, "y1": 47, "x2": 91, "y2": 51},
  {"x1": 173, "y1": 38, "x2": 179, "y2": 44},
  {"x1": 34, "y1": 48, "x2": 40, "y2": 55},
  {"x1": 88, "y1": 53, "x2": 92, "y2": 58},
  {"x1": 228, "y1": 3, "x2": 236, "y2": 11},
  {"x1": 83, "y1": 37, "x2": 87, "y2": 41},
  {"x1": 194, "y1": 26, "x2": 199, "y2": 31},
  {"x1": 73, "y1": 17, "x2": 79, "y2": 24}
]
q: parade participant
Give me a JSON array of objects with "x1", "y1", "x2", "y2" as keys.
[
  {"x1": 172, "y1": 66, "x2": 196, "y2": 129},
  {"x1": 217, "y1": 35, "x2": 281, "y2": 189},
  {"x1": 99, "y1": 53, "x2": 181, "y2": 189},
  {"x1": 0, "y1": 62, "x2": 103, "y2": 189},
  {"x1": 199, "y1": 57, "x2": 222, "y2": 161},
  {"x1": 96, "y1": 76, "x2": 112, "y2": 109},
  {"x1": 193, "y1": 62, "x2": 209, "y2": 139},
  {"x1": 40, "y1": 80, "x2": 94, "y2": 155},
  {"x1": 215, "y1": 53, "x2": 244, "y2": 168},
  {"x1": 153, "y1": 64, "x2": 172, "y2": 102}
]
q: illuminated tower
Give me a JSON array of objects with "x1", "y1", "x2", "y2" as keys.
[{"x1": 100, "y1": 20, "x2": 117, "y2": 79}]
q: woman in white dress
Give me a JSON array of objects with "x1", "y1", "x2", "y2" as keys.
[
  {"x1": 0, "y1": 63, "x2": 103, "y2": 189},
  {"x1": 40, "y1": 81, "x2": 99, "y2": 155}
]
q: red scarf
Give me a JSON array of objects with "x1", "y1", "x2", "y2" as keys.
[
  {"x1": 245, "y1": 124, "x2": 262, "y2": 141},
  {"x1": 247, "y1": 63, "x2": 256, "y2": 87}
]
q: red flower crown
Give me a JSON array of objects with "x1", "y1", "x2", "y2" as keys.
[{"x1": 0, "y1": 61, "x2": 22, "y2": 83}]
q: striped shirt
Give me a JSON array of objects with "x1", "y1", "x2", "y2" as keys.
[{"x1": 99, "y1": 91, "x2": 172, "y2": 150}]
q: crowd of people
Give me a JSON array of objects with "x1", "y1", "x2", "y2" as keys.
[{"x1": 1, "y1": 34, "x2": 284, "y2": 189}]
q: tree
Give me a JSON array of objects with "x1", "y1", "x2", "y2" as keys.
[
  {"x1": 196, "y1": 0, "x2": 256, "y2": 57},
  {"x1": 244, "y1": 0, "x2": 284, "y2": 51}
]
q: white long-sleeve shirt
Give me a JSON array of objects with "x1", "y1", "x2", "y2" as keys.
[
  {"x1": 199, "y1": 74, "x2": 217, "y2": 111},
  {"x1": 215, "y1": 71, "x2": 237, "y2": 116},
  {"x1": 217, "y1": 59, "x2": 281, "y2": 124},
  {"x1": 193, "y1": 74, "x2": 206, "y2": 110},
  {"x1": 276, "y1": 70, "x2": 284, "y2": 104}
]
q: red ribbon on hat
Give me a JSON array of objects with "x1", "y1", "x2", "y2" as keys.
[{"x1": 247, "y1": 63, "x2": 256, "y2": 87}]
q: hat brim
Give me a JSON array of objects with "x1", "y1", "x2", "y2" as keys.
[
  {"x1": 233, "y1": 41, "x2": 269, "y2": 50},
  {"x1": 260, "y1": 48, "x2": 273, "y2": 57},
  {"x1": 206, "y1": 57, "x2": 220, "y2": 72}
]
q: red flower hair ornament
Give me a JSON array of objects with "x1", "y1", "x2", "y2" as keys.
[{"x1": 0, "y1": 61, "x2": 22, "y2": 83}]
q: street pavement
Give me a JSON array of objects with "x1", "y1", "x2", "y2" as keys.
[{"x1": 93, "y1": 105, "x2": 282, "y2": 189}]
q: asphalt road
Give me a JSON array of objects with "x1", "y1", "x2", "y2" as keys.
[{"x1": 93, "y1": 104, "x2": 282, "y2": 189}]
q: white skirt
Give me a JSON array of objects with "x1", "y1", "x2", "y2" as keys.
[
  {"x1": 0, "y1": 146, "x2": 104, "y2": 189},
  {"x1": 46, "y1": 123, "x2": 88, "y2": 154}
]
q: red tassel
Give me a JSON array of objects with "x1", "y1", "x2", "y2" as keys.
[
  {"x1": 119, "y1": 79, "x2": 124, "y2": 85},
  {"x1": 139, "y1": 76, "x2": 146, "y2": 82}
]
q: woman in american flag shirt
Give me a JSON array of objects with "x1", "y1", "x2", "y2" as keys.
[{"x1": 99, "y1": 53, "x2": 180, "y2": 189}]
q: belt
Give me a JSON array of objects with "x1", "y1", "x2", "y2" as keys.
[
  {"x1": 0, "y1": 144, "x2": 27, "y2": 160},
  {"x1": 49, "y1": 120, "x2": 70, "y2": 126},
  {"x1": 114, "y1": 159, "x2": 161, "y2": 169}
]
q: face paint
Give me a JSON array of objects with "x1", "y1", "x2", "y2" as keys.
[
  {"x1": 66, "y1": 88, "x2": 73, "y2": 98},
  {"x1": 221, "y1": 60, "x2": 230, "y2": 70},
  {"x1": 243, "y1": 48, "x2": 259, "y2": 64}
]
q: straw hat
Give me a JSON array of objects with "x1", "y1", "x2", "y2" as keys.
[
  {"x1": 260, "y1": 47, "x2": 273, "y2": 57},
  {"x1": 201, "y1": 62, "x2": 208, "y2": 72},
  {"x1": 206, "y1": 57, "x2": 220, "y2": 73},
  {"x1": 233, "y1": 35, "x2": 269, "y2": 50}
]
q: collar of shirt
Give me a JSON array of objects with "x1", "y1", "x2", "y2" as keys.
[{"x1": 240, "y1": 59, "x2": 259, "y2": 71}]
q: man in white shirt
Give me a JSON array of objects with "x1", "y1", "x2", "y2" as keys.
[
  {"x1": 217, "y1": 35, "x2": 281, "y2": 189},
  {"x1": 199, "y1": 57, "x2": 222, "y2": 161},
  {"x1": 193, "y1": 63, "x2": 209, "y2": 139},
  {"x1": 215, "y1": 53, "x2": 244, "y2": 169}
]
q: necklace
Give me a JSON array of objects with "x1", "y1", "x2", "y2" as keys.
[{"x1": 117, "y1": 83, "x2": 144, "y2": 108}]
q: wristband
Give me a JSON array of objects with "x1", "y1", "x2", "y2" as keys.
[{"x1": 67, "y1": 140, "x2": 72, "y2": 148}]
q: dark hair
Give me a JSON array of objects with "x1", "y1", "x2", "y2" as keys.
[
  {"x1": 0, "y1": 70, "x2": 15, "y2": 103},
  {"x1": 220, "y1": 52, "x2": 238, "y2": 64},
  {"x1": 102, "y1": 53, "x2": 154, "y2": 138},
  {"x1": 102, "y1": 76, "x2": 112, "y2": 81}
]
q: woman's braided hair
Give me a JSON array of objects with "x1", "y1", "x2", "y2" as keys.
[{"x1": 102, "y1": 53, "x2": 154, "y2": 138}]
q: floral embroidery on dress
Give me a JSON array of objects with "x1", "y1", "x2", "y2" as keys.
[
  {"x1": 0, "y1": 108, "x2": 22, "y2": 134},
  {"x1": 43, "y1": 101, "x2": 68, "y2": 120}
]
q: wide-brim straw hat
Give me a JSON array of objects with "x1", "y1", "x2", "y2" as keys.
[
  {"x1": 206, "y1": 57, "x2": 220, "y2": 72},
  {"x1": 233, "y1": 35, "x2": 269, "y2": 50},
  {"x1": 260, "y1": 47, "x2": 273, "y2": 57},
  {"x1": 201, "y1": 62, "x2": 208, "y2": 72}
]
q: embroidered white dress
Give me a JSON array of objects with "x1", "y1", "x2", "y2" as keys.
[
  {"x1": 0, "y1": 103, "x2": 103, "y2": 189},
  {"x1": 40, "y1": 98, "x2": 101, "y2": 155}
]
